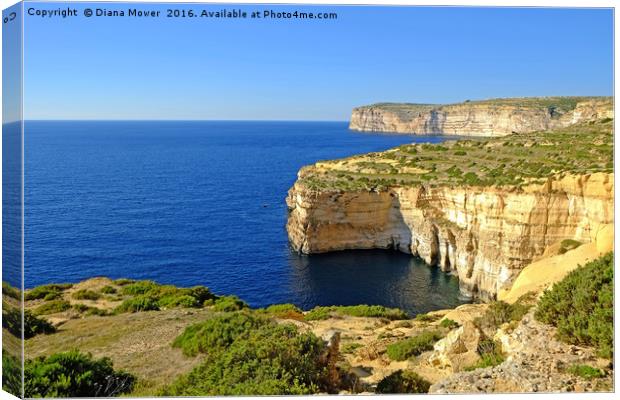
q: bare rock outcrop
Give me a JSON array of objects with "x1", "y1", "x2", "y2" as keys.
[{"x1": 429, "y1": 311, "x2": 613, "y2": 393}]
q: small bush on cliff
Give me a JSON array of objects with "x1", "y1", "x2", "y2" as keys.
[
  {"x1": 474, "y1": 294, "x2": 535, "y2": 334},
  {"x1": 33, "y1": 299, "x2": 71, "y2": 315},
  {"x1": 440, "y1": 318, "x2": 460, "y2": 330},
  {"x1": 3, "y1": 350, "x2": 22, "y2": 396},
  {"x1": 567, "y1": 364, "x2": 605, "y2": 380},
  {"x1": 212, "y1": 295, "x2": 248, "y2": 312},
  {"x1": 24, "y1": 350, "x2": 135, "y2": 397},
  {"x1": 116, "y1": 281, "x2": 216, "y2": 312},
  {"x1": 2, "y1": 281, "x2": 20, "y2": 299},
  {"x1": 3, "y1": 307, "x2": 56, "y2": 338},
  {"x1": 558, "y1": 239, "x2": 583, "y2": 254},
  {"x1": 386, "y1": 331, "x2": 443, "y2": 361},
  {"x1": 115, "y1": 295, "x2": 160, "y2": 313},
  {"x1": 304, "y1": 305, "x2": 408, "y2": 321},
  {"x1": 72, "y1": 289, "x2": 101, "y2": 301},
  {"x1": 25, "y1": 283, "x2": 72, "y2": 301},
  {"x1": 535, "y1": 252, "x2": 613, "y2": 358},
  {"x1": 100, "y1": 285, "x2": 117, "y2": 294},
  {"x1": 464, "y1": 339, "x2": 505, "y2": 371},
  {"x1": 375, "y1": 370, "x2": 430, "y2": 394},
  {"x1": 259, "y1": 303, "x2": 304, "y2": 320},
  {"x1": 172, "y1": 312, "x2": 269, "y2": 357},
  {"x1": 164, "y1": 315, "x2": 330, "y2": 395}
]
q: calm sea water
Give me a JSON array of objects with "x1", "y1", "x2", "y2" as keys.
[{"x1": 22, "y1": 121, "x2": 465, "y2": 315}]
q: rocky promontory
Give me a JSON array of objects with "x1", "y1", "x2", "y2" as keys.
[
  {"x1": 349, "y1": 97, "x2": 613, "y2": 136},
  {"x1": 287, "y1": 118, "x2": 614, "y2": 299}
]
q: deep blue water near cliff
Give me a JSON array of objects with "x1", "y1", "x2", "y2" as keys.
[{"x1": 23, "y1": 121, "x2": 465, "y2": 315}]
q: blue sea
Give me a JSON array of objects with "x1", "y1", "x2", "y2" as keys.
[{"x1": 21, "y1": 121, "x2": 465, "y2": 315}]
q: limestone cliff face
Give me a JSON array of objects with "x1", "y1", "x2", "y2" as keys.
[
  {"x1": 286, "y1": 173, "x2": 614, "y2": 300},
  {"x1": 349, "y1": 98, "x2": 613, "y2": 136}
]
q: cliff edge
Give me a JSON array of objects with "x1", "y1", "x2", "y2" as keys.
[
  {"x1": 286, "y1": 119, "x2": 614, "y2": 300},
  {"x1": 349, "y1": 97, "x2": 613, "y2": 136}
]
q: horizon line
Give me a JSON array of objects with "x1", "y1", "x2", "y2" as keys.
[{"x1": 5, "y1": 119, "x2": 351, "y2": 124}]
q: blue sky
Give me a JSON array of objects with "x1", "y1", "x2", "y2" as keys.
[{"x1": 23, "y1": 4, "x2": 613, "y2": 120}]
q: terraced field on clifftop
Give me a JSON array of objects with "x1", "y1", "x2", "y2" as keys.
[{"x1": 299, "y1": 118, "x2": 613, "y2": 192}]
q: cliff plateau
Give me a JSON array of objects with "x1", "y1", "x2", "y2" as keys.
[{"x1": 349, "y1": 97, "x2": 613, "y2": 136}]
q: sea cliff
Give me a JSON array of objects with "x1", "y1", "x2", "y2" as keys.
[
  {"x1": 349, "y1": 97, "x2": 613, "y2": 136},
  {"x1": 286, "y1": 118, "x2": 614, "y2": 299}
]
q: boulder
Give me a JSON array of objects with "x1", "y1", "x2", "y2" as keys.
[{"x1": 429, "y1": 321, "x2": 481, "y2": 372}]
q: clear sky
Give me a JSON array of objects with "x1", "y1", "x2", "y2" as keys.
[{"x1": 23, "y1": 3, "x2": 613, "y2": 121}]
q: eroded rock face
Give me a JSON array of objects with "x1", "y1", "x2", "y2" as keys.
[
  {"x1": 286, "y1": 173, "x2": 614, "y2": 300},
  {"x1": 349, "y1": 98, "x2": 613, "y2": 136},
  {"x1": 428, "y1": 321, "x2": 481, "y2": 372}
]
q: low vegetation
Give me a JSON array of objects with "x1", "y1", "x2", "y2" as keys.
[
  {"x1": 163, "y1": 312, "x2": 332, "y2": 395},
  {"x1": 535, "y1": 252, "x2": 613, "y2": 358},
  {"x1": 24, "y1": 350, "x2": 135, "y2": 397},
  {"x1": 439, "y1": 318, "x2": 460, "y2": 329},
  {"x1": 558, "y1": 239, "x2": 583, "y2": 254},
  {"x1": 464, "y1": 339, "x2": 505, "y2": 371},
  {"x1": 33, "y1": 299, "x2": 71, "y2": 315},
  {"x1": 24, "y1": 283, "x2": 73, "y2": 301},
  {"x1": 2, "y1": 281, "x2": 20, "y2": 299},
  {"x1": 72, "y1": 289, "x2": 101, "y2": 300},
  {"x1": 304, "y1": 304, "x2": 408, "y2": 321},
  {"x1": 386, "y1": 331, "x2": 443, "y2": 361},
  {"x1": 375, "y1": 370, "x2": 431, "y2": 394},
  {"x1": 258, "y1": 303, "x2": 304, "y2": 320},
  {"x1": 298, "y1": 118, "x2": 613, "y2": 192},
  {"x1": 3, "y1": 308, "x2": 56, "y2": 338},
  {"x1": 566, "y1": 364, "x2": 605, "y2": 380},
  {"x1": 474, "y1": 293, "x2": 535, "y2": 334}
]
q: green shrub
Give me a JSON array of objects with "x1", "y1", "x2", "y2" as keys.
[
  {"x1": 24, "y1": 350, "x2": 135, "y2": 397},
  {"x1": 72, "y1": 289, "x2": 101, "y2": 301},
  {"x1": 173, "y1": 312, "x2": 269, "y2": 357},
  {"x1": 464, "y1": 339, "x2": 505, "y2": 371},
  {"x1": 115, "y1": 281, "x2": 215, "y2": 312},
  {"x1": 2, "y1": 282, "x2": 20, "y2": 299},
  {"x1": 100, "y1": 285, "x2": 117, "y2": 294},
  {"x1": 440, "y1": 318, "x2": 460, "y2": 329},
  {"x1": 415, "y1": 313, "x2": 439, "y2": 323},
  {"x1": 25, "y1": 284, "x2": 72, "y2": 301},
  {"x1": 73, "y1": 304, "x2": 109, "y2": 316},
  {"x1": 535, "y1": 252, "x2": 613, "y2": 358},
  {"x1": 567, "y1": 364, "x2": 605, "y2": 380},
  {"x1": 114, "y1": 295, "x2": 160, "y2": 313},
  {"x1": 376, "y1": 370, "x2": 430, "y2": 393},
  {"x1": 3, "y1": 308, "x2": 56, "y2": 338},
  {"x1": 341, "y1": 342, "x2": 363, "y2": 354},
  {"x1": 2, "y1": 350, "x2": 21, "y2": 396},
  {"x1": 386, "y1": 331, "x2": 443, "y2": 361},
  {"x1": 260, "y1": 303, "x2": 304, "y2": 320},
  {"x1": 33, "y1": 300, "x2": 71, "y2": 315},
  {"x1": 163, "y1": 322, "x2": 329, "y2": 395},
  {"x1": 212, "y1": 295, "x2": 248, "y2": 312},
  {"x1": 43, "y1": 291, "x2": 62, "y2": 301},
  {"x1": 558, "y1": 239, "x2": 583, "y2": 254},
  {"x1": 113, "y1": 278, "x2": 135, "y2": 286},
  {"x1": 121, "y1": 280, "x2": 158, "y2": 296},
  {"x1": 304, "y1": 305, "x2": 407, "y2": 321},
  {"x1": 474, "y1": 294, "x2": 534, "y2": 333}
]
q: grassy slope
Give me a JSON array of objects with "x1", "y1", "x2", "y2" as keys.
[{"x1": 300, "y1": 119, "x2": 613, "y2": 192}]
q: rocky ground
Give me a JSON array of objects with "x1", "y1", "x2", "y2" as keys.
[{"x1": 430, "y1": 311, "x2": 613, "y2": 393}]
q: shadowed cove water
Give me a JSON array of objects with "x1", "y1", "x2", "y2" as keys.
[{"x1": 23, "y1": 121, "x2": 465, "y2": 315}]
